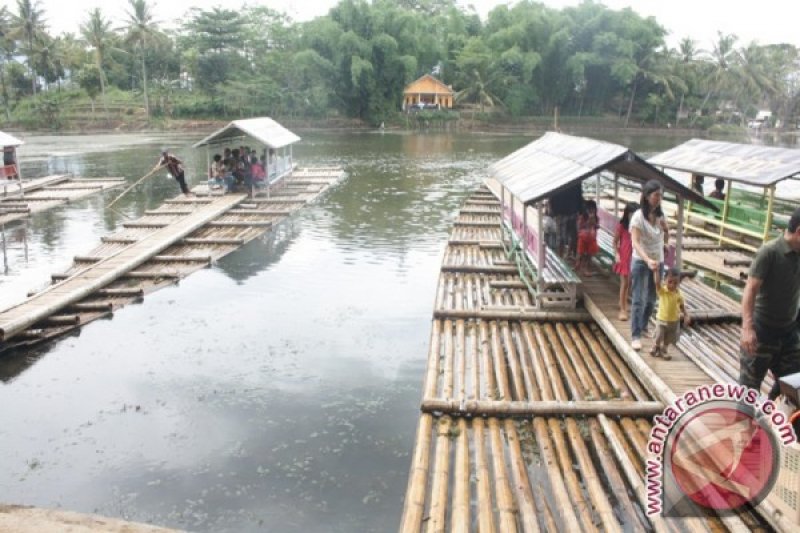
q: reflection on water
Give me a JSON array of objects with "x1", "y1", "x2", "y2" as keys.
[{"x1": 0, "y1": 129, "x2": 797, "y2": 531}]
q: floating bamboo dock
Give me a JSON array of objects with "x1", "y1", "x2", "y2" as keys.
[
  {"x1": 0, "y1": 167, "x2": 344, "y2": 350},
  {"x1": 0, "y1": 175, "x2": 126, "y2": 226},
  {"x1": 399, "y1": 187, "x2": 780, "y2": 532}
]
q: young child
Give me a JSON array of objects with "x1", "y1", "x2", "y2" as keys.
[
  {"x1": 650, "y1": 267, "x2": 691, "y2": 360},
  {"x1": 576, "y1": 199, "x2": 599, "y2": 276},
  {"x1": 613, "y1": 202, "x2": 638, "y2": 320}
]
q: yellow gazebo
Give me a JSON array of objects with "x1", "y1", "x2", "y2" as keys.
[{"x1": 402, "y1": 74, "x2": 454, "y2": 111}]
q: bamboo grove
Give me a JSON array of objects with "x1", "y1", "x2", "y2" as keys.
[{"x1": 0, "y1": 0, "x2": 798, "y2": 129}]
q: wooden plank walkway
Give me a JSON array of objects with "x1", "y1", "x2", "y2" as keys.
[
  {"x1": 399, "y1": 187, "x2": 774, "y2": 532},
  {"x1": 0, "y1": 175, "x2": 126, "y2": 226},
  {"x1": 0, "y1": 168, "x2": 345, "y2": 350}
]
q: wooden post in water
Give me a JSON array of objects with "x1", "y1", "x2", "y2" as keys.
[{"x1": 763, "y1": 184, "x2": 776, "y2": 243}]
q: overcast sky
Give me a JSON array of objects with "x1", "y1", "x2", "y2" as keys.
[{"x1": 2, "y1": 0, "x2": 797, "y2": 49}]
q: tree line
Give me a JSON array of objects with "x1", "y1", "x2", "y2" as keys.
[{"x1": 1, "y1": 0, "x2": 798, "y2": 128}]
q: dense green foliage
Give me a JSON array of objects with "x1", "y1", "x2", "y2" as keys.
[{"x1": 1, "y1": 0, "x2": 799, "y2": 129}]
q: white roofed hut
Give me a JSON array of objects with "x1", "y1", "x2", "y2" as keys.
[
  {"x1": 649, "y1": 138, "x2": 800, "y2": 253},
  {"x1": 193, "y1": 117, "x2": 301, "y2": 197},
  {"x1": 486, "y1": 132, "x2": 714, "y2": 307}
]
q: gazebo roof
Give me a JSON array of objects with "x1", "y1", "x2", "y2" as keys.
[
  {"x1": 403, "y1": 74, "x2": 453, "y2": 96},
  {"x1": 0, "y1": 131, "x2": 23, "y2": 148},
  {"x1": 489, "y1": 132, "x2": 713, "y2": 208},
  {"x1": 648, "y1": 138, "x2": 800, "y2": 187},
  {"x1": 193, "y1": 117, "x2": 300, "y2": 150}
]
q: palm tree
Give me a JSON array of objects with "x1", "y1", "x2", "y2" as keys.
[
  {"x1": 692, "y1": 32, "x2": 739, "y2": 125},
  {"x1": 0, "y1": 6, "x2": 16, "y2": 118},
  {"x1": 673, "y1": 37, "x2": 702, "y2": 126},
  {"x1": 123, "y1": 0, "x2": 159, "y2": 119},
  {"x1": 623, "y1": 48, "x2": 685, "y2": 127},
  {"x1": 11, "y1": 0, "x2": 46, "y2": 95},
  {"x1": 80, "y1": 8, "x2": 113, "y2": 119},
  {"x1": 455, "y1": 70, "x2": 505, "y2": 127}
]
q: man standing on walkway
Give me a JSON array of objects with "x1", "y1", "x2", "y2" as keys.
[
  {"x1": 156, "y1": 149, "x2": 191, "y2": 196},
  {"x1": 740, "y1": 207, "x2": 800, "y2": 399}
]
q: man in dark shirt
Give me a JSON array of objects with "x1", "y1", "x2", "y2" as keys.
[
  {"x1": 157, "y1": 149, "x2": 191, "y2": 196},
  {"x1": 548, "y1": 181, "x2": 583, "y2": 259},
  {"x1": 740, "y1": 207, "x2": 800, "y2": 398}
]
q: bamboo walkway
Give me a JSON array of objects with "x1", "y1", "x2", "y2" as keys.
[
  {"x1": 399, "y1": 187, "x2": 777, "y2": 532},
  {"x1": 0, "y1": 168, "x2": 344, "y2": 350},
  {"x1": 0, "y1": 175, "x2": 126, "y2": 226}
]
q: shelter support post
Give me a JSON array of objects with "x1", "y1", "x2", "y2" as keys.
[
  {"x1": 613, "y1": 174, "x2": 619, "y2": 217},
  {"x1": 718, "y1": 180, "x2": 732, "y2": 246},
  {"x1": 763, "y1": 185, "x2": 776, "y2": 242},
  {"x1": 676, "y1": 197, "x2": 684, "y2": 270},
  {"x1": 536, "y1": 203, "x2": 544, "y2": 305},
  {"x1": 595, "y1": 174, "x2": 601, "y2": 205}
]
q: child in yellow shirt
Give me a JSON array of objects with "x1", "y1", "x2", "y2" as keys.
[{"x1": 650, "y1": 267, "x2": 691, "y2": 360}]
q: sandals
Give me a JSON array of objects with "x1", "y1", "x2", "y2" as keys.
[
  {"x1": 618, "y1": 311, "x2": 628, "y2": 320},
  {"x1": 650, "y1": 346, "x2": 672, "y2": 360}
]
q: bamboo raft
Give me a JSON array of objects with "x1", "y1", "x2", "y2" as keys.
[
  {"x1": 0, "y1": 175, "x2": 126, "y2": 226},
  {"x1": 399, "y1": 187, "x2": 779, "y2": 532},
  {"x1": 0, "y1": 168, "x2": 344, "y2": 350}
]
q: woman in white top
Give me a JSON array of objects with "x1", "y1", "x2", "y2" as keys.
[{"x1": 629, "y1": 180, "x2": 669, "y2": 350}]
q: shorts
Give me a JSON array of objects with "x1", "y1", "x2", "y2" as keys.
[{"x1": 654, "y1": 319, "x2": 680, "y2": 346}]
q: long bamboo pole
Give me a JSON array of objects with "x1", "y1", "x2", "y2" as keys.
[
  {"x1": 426, "y1": 416, "x2": 452, "y2": 533},
  {"x1": 106, "y1": 164, "x2": 166, "y2": 209},
  {"x1": 398, "y1": 414, "x2": 434, "y2": 532},
  {"x1": 420, "y1": 398, "x2": 664, "y2": 417},
  {"x1": 451, "y1": 417, "x2": 470, "y2": 532}
]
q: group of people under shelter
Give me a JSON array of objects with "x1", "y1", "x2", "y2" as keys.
[
  {"x1": 543, "y1": 177, "x2": 800, "y2": 398},
  {"x1": 208, "y1": 145, "x2": 273, "y2": 193}
]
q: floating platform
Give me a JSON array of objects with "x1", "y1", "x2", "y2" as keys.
[
  {"x1": 0, "y1": 175, "x2": 126, "y2": 226},
  {"x1": 0, "y1": 168, "x2": 344, "y2": 350},
  {"x1": 399, "y1": 187, "x2": 785, "y2": 532}
]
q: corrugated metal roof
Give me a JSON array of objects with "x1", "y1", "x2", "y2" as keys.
[
  {"x1": 648, "y1": 138, "x2": 800, "y2": 187},
  {"x1": 193, "y1": 117, "x2": 301, "y2": 149},
  {"x1": 0, "y1": 131, "x2": 23, "y2": 147},
  {"x1": 490, "y1": 132, "x2": 711, "y2": 207}
]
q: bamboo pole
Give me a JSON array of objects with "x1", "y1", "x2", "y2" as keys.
[
  {"x1": 488, "y1": 418, "x2": 518, "y2": 531},
  {"x1": 537, "y1": 484, "x2": 558, "y2": 532},
  {"x1": 423, "y1": 321, "x2": 442, "y2": 400},
  {"x1": 504, "y1": 419, "x2": 539, "y2": 532},
  {"x1": 566, "y1": 417, "x2": 621, "y2": 533},
  {"x1": 547, "y1": 417, "x2": 599, "y2": 531},
  {"x1": 473, "y1": 417, "x2": 496, "y2": 533},
  {"x1": 584, "y1": 294, "x2": 677, "y2": 404},
  {"x1": 426, "y1": 416, "x2": 452, "y2": 533},
  {"x1": 398, "y1": 414, "x2": 433, "y2": 533},
  {"x1": 123, "y1": 271, "x2": 180, "y2": 279},
  {"x1": 451, "y1": 417, "x2": 470, "y2": 532},
  {"x1": 106, "y1": 164, "x2": 166, "y2": 209},
  {"x1": 207, "y1": 221, "x2": 272, "y2": 227},
  {"x1": 489, "y1": 321, "x2": 510, "y2": 400},
  {"x1": 588, "y1": 420, "x2": 646, "y2": 532},
  {"x1": 67, "y1": 302, "x2": 113, "y2": 312},
  {"x1": 432, "y1": 308, "x2": 590, "y2": 321},
  {"x1": 182, "y1": 238, "x2": 245, "y2": 245},
  {"x1": 597, "y1": 415, "x2": 671, "y2": 533},
  {"x1": 420, "y1": 399, "x2": 665, "y2": 417},
  {"x1": 96, "y1": 288, "x2": 144, "y2": 297},
  {"x1": 501, "y1": 322, "x2": 526, "y2": 400},
  {"x1": 533, "y1": 417, "x2": 582, "y2": 530},
  {"x1": 442, "y1": 320, "x2": 454, "y2": 400}
]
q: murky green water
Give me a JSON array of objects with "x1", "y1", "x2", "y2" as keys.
[{"x1": 0, "y1": 128, "x2": 796, "y2": 531}]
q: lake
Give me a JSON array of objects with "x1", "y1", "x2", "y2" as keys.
[{"x1": 0, "y1": 128, "x2": 794, "y2": 531}]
